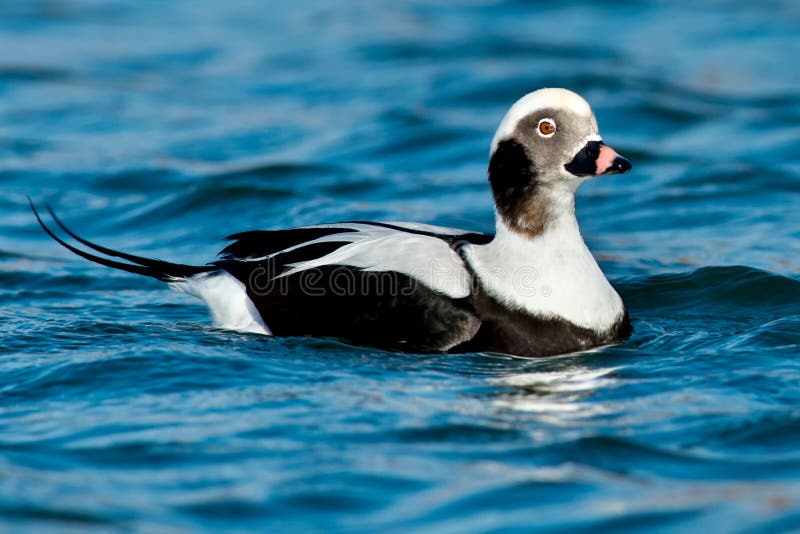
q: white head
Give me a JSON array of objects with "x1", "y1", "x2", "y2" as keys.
[{"x1": 487, "y1": 88, "x2": 631, "y2": 236}]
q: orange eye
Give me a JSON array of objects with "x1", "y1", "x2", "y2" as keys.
[{"x1": 538, "y1": 119, "x2": 556, "y2": 137}]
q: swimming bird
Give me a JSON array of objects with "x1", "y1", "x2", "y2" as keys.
[{"x1": 33, "y1": 88, "x2": 632, "y2": 358}]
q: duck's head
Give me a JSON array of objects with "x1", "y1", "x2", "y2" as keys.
[{"x1": 488, "y1": 88, "x2": 631, "y2": 235}]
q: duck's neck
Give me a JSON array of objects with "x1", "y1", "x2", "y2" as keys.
[
  {"x1": 488, "y1": 138, "x2": 580, "y2": 238},
  {"x1": 489, "y1": 199, "x2": 587, "y2": 266}
]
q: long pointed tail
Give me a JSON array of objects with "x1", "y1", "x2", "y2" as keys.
[{"x1": 31, "y1": 199, "x2": 216, "y2": 282}]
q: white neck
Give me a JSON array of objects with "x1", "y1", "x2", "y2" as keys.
[{"x1": 464, "y1": 203, "x2": 624, "y2": 332}]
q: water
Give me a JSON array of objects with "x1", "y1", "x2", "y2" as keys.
[{"x1": 1, "y1": 0, "x2": 799, "y2": 531}]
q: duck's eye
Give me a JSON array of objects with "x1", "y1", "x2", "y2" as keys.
[{"x1": 538, "y1": 118, "x2": 556, "y2": 137}]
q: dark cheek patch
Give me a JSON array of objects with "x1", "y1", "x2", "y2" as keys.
[
  {"x1": 488, "y1": 139, "x2": 553, "y2": 236},
  {"x1": 488, "y1": 139, "x2": 537, "y2": 199}
]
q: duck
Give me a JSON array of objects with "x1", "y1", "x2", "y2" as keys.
[{"x1": 33, "y1": 88, "x2": 633, "y2": 358}]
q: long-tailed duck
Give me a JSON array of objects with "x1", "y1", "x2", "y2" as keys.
[{"x1": 33, "y1": 88, "x2": 633, "y2": 358}]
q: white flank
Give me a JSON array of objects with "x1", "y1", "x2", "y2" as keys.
[
  {"x1": 171, "y1": 271, "x2": 271, "y2": 335},
  {"x1": 462, "y1": 213, "x2": 624, "y2": 332},
  {"x1": 277, "y1": 223, "x2": 473, "y2": 299}
]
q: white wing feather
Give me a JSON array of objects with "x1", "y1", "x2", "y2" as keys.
[{"x1": 277, "y1": 223, "x2": 474, "y2": 299}]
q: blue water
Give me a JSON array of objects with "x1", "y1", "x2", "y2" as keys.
[{"x1": 2, "y1": 0, "x2": 800, "y2": 531}]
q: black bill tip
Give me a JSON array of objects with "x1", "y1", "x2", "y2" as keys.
[{"x1": 603, "y1": 156, "x2": 632, "y2": 175}]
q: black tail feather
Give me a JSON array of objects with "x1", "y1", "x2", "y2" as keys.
[
  {"x1": 46, "y1": 204, "x2": 177, "y2": 270},
  {"x1": 30, "y1": 199, "x2": 215, "y2": 282}
]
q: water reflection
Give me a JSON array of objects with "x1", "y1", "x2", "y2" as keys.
[{"x1": 487, "y1": 358, "x2": 620, "y2": 419}]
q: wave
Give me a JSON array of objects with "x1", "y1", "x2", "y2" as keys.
[{"x1": 621, "y1": 265, "x2": 800, "y2": 313}]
